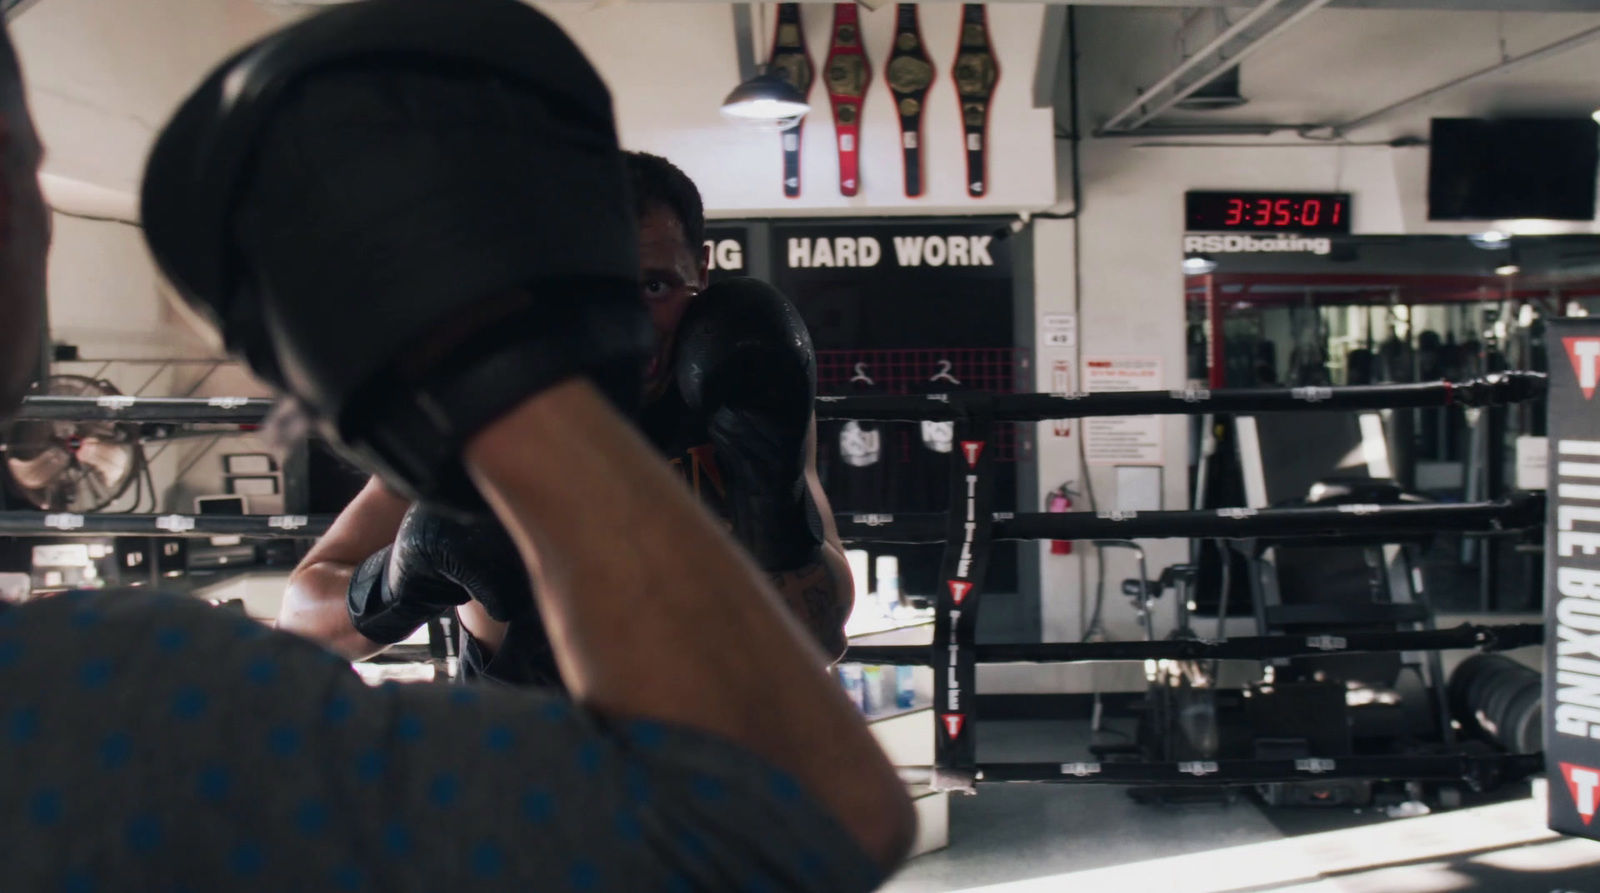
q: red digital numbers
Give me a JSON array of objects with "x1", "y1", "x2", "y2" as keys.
[
  {"x1": 1193, "y1": 192, "x2": 1346, "y2": 232},
  {"x1": 1224, "y1": 198, "x2": 1245, "y2": 226}
]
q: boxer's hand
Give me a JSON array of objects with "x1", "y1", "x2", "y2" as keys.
[
  {"x1": 140, "y1": 13, "x2": 648, "y2": 512},
  {"x1": 348, "y1": 504, "x2": 535, "y2": 646},
  {"x1": 676, "y1": 278, "x2": 822, "y2": 572}
]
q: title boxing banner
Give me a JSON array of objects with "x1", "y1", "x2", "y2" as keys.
[{"x1": 1546, "y1": 317, "x2": 1600, "y2": 841}]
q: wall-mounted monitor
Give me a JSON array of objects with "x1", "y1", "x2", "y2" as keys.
[{"x1": 1428, "y1": 117, "x2": 1599, "y2": 221}]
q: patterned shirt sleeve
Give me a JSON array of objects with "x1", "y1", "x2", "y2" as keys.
[{"x1": 0, "y1": 589, "x2": 885, "y2": 892}]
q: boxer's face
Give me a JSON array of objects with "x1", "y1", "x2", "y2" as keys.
[
  {"x1": 0, "y1": 101, "x2": 49, "y2": 418},
  {"x1": 638, "y1": 202, "x2": 707, "y2": 384}
]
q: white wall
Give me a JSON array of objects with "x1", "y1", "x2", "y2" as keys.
[
  {"x1": 15, "y1": 0, "x2": 1056, "y2": 353},
  {"x1": 540, "y1": 2, "x2": 1057, "y2": 215},
  {"x1": 13, "y1": 0, "x2": 289, "y2": 360}
]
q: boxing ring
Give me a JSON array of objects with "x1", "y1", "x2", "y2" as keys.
[
  {"x1": 812, "y1": 372, "x2": 1549, "y2": 796},
  {"x1": 3, "y1": 353, "x2": 1591, "y2": 837}
]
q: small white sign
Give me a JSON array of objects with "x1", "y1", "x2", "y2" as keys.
[
  {"x1": 1516, "y1": 435, "x2": 1548, "y2": 491},
  {"x1": 1041, "y1": 314, "x2": 1076, "y2": 348},
  {"x1": 1084, "y1": 357, "x2": 1163, "y2": 465}
]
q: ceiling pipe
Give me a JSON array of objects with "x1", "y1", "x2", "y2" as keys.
[
  {"x1": 1098, "y1": 0, "x2": 1336, "y2": 135},
  {"x1": 1331, "y1": 21, "x2": 1600, "y2": 135}
]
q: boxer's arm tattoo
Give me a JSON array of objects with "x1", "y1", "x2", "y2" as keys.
[{"x1": 770, "y1": 558, "x2": 850, "y2": 661}]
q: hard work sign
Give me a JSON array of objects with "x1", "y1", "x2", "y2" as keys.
[
  {"x1": 772, "y1": 220, "x2": 1013, "y2": 277},
  {"x1": 1546, "y1": 318, "x2": 1600, "y2": 840}
]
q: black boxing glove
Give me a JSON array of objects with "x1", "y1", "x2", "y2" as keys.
[
  {"x1": 348, "y1": 504, "x2": 535, "y2": 646},
  {"x1": 675, "y1": 278, "x2": 823, "y2": 572},
  {"x1": 140, "y1": 0, "x2": 651, "y2": 513}
]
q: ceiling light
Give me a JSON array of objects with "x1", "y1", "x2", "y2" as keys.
[
  {"x1": 720, "y1": 74, "x2": 810, "y2": 132},
  {"x1": 1495, "y1": 264, "x2": 1520, "y2": 276},
  {"x1": 1182, "y1": 255, "x2": 1219, "y2": 275},
  {"x1": 1468, "y1": 230, "x2": 1510, "y2": 249}
]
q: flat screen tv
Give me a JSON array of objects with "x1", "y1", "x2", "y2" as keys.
[{"x1": 1428, "y1": 117, "x2": 1599, "y2": 221}]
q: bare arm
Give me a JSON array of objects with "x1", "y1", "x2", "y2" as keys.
[
  {"x1": 466, "y1": 381, "x2": 915, "y2": 872},
  {"x1": 278, "y1": 474, "x2": 410, "y2": 659},
  {"x1": 768, "y1": 417, "x2": 853, "y2": 662}
]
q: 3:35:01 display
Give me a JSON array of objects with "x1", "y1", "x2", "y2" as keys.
[
  {"x1": 1185, "y1": 191, "x2": 1352, "y2": 234},
  {"x1": 1227, "y1": 197, "x2": 1339, "y2": 228}
]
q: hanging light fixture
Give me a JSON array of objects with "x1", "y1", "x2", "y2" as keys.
[{"x1": 720, "y1": 74, "x2": 811, "y2": 132}]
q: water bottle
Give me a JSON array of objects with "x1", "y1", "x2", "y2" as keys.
[
  {"x1": 875, "y1": 555, "x2": 901, "y2": 614},
  {"x1": 837, "y1": 663, "x2": 865, "y2": 713},
  {"x1": 895, "y1": 665, "x2": 917, "y2": 709}
]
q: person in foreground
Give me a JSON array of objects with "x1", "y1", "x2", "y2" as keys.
[
  {"x1": 0, "y1": 0, "x2": 915, "y2": 887},
  {"x1": 279, "y1": 153, "x2": 857, "y2": 686}
]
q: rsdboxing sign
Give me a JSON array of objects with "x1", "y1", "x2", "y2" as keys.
[
  {"x1": 1183, "y1": 234, "x2": 1332, "y2": 256},
  {"x1": 1546, "y1": 318, "x2": 1600, "y2": 840}
]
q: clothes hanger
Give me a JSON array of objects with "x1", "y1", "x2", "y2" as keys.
[
  {"x1": 930, "y1": 358, "x2": 960, "y2": 385},
  {"x1": 851, "y1": 361, "x2": 875, "y2": 385}
]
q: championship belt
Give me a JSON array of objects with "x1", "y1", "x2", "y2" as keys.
[
  {"x1": 885, "y1": 4, "x2": 934, "y2": 197},
  {"x1": 769, "y1": 3, "x2": 814, "y2": 198},
  {"x1": 823, "y1": 3, "x2": 870, "y2": 197},
  {"x1": 952, "y1": 4, "x2": 999, "y2": 198}
]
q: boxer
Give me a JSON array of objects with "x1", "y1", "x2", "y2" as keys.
[
  {"x1": 0, "y1": 0, "x2": 912, "y2": 885},
  {"x1": 283, "y1": 154, "x2": 855, "y2": 685}
]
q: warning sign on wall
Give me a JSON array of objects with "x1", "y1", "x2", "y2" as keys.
[
  {"x1": 1050, "y1": 359, "x2": 1074, "y2": 438},
  {"x1": 1083, "y1": 356, "x2": 1163, "y2": 465}
]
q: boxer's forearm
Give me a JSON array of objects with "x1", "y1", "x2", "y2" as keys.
[
  {"x1": 280, "y1": 475, "x2": 409, "y2": 658},
  {"x1": 280, "y1": 563, "x2": 389, "y2": 660},
  {"x1": 781, "y1": 419, "x2": 854, "y2": 662},
  {"x1": 770, "y1": 543, "x2": 853, "y2": 663},
  {"x1": 465, "y1": 380, "x2": 914, "y2": 873},
  {"x1": 455, "y1": 600, "x2": 509, "y2": 654}
]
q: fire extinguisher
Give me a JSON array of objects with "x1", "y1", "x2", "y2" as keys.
[{"x1": 1048, "y1": 483, "x2": 1076, "y2": 555}]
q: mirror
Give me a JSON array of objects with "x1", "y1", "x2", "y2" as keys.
[{"x1": 1184, "y1": 234, "x2": 1591, "y2": 614}]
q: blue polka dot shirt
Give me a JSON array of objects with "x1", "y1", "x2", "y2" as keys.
[{"x1": 0, "y1": 590, "x2": 883, "y2": 891}]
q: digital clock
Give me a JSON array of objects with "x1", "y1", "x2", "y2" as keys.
[{"x1": 1186, "y1": 191, "x2": 1351, "y2": 234}]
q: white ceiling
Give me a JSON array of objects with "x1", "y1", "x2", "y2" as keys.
[{"x1": 1079, "y1": 5, "x2": 1600, "y2": 139}]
